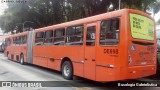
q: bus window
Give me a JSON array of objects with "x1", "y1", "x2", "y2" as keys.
[
  {"x1": 44, "y1": 30, "x2": 53, "y2": 45},
  {"x1": 100, "y1": 18, "x2": 120, "y2": 45},
  {"x1": 86, "y1": 26, "x2": 96, "y2": 46},
  {"x1": 53, "y1": 28, "x2": 65, "y2": 45},
  {"x1": 22, "y1": 35, "x2": 27, "y2": 45},
  {"x1": 16, "y1": 37, "x2": 20, "y2": 45},
  {"x1": 19, "y1": 36, "x2": 22, "y2": 45},
  {"x1": 66, "y1": 25, "x2": 83, "y2": 45},
  {"x1": 35, "y1": 32, "x2": 44, "y2": 45},
  {"x1": 13, "y1": 37, "x2": 16, "y2": 45},
  {"x1": 5, "y1": 38, "x2": 11, "y2": 46},
  {"x1": 14, "y1": 37, "x2": 18, "y2": 45}
]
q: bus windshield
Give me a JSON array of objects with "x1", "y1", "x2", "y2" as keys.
[{"x1": 130, "y1": 13, "x2": 154, "y2": 41}]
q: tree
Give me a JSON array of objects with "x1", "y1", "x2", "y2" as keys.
[
  {"x1": 157, "y1": 19, "x2": 160, "y2": 24},
  {"x1": 0, "y1": 0, "x2": 158, "y2": 33},
  {"x1": 153, "y1": 1, "x2": 160, "y2": 16}
]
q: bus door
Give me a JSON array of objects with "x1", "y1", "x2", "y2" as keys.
[{"x1": 84, "y1": 23, "x2": 97, "y2": 80}]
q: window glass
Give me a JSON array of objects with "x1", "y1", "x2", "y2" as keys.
[
  {"x1": 22, "y1": 35, "x2": 27, "y2": 44},
  {"x1": 100, "y1": 18, "x2": 120, "y2": 45},
  {"x1": 5, "y1": 38, "x2": 11, "y2": 46},
  {"x1": 86, "y1": 26, "x2": 96, "y2": 46},
  {"x1": 66, "y1": 25, "x2": 83, "y2": 45},
  {"x1": 36, "y1": 32, "x2": 43, "y2": 38},
  {"x1": 44, "y1": 30, "x2": 53, "y2": 45},
  {"x1": 45, "y1": 30, "x2": 53, "y2": 38},
  {"x1": 19, "y1": 36, "x2": 22, "y2": 45},
  {"x1": 13, "y1": 37, "x2": 18, "y2": 45},
  {"x1": 53, "y1": 28, "x2": 65, "y2": 45},
  {"x1": 16, "y1": 37, "x2": 20, "y2": 45},
  {"x1": 13, "y1": 37, "x2": 16, "y2": 44},
  {"x1": 130, "y1": 13, "x2": 154, "y2": 40},
  {"x1": 35, "y1": 32, "x2": 44, "y2": 45}
]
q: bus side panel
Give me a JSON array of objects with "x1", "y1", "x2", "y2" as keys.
[
  {"x1": 33, "y1": 46, "x2": 48, "y2": 68},
  {"x1": 95, "y1": 15, "x2": 128, "y2": 81},
  {"x1": 10, "y1": 44, "x2": 27, "y2": 62},
  {"x1": 126, "y1": 10, "x2": 157, "y2": 79},
  {"x1": 47, "y1": 46, "x2": 84, "y2": 77},
  {"x1": 11, "y1": 46, "x2": 17, "y2": 61},
  {"x1": 48, "y1": 59, "x2": 61, "y2": 71},
  {"x1": 33, "y1": 46, "x2": 84, "y2": 77}
]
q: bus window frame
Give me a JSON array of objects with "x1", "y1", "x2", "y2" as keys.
[
  {"x1": 129, "y1": 13, "x2": 155, "y2": 41},
  {"x1": 13, "y1": 37, "x2": 18, "y2": 46},
  {"x1": 86, "y1": 25, "x2": 96, "y2": 46},
  {"x1": 21, "y1": 35, "x2": 27, "y2": 45},
  {"x1": 44, "y1": 30, "x2": 54, "y2": 46},
  {"x1": 99, "y1": 17, "x2": 121, "y2": 46},
  {"x1": 66, "y1": 24, "x2": 84, "y2": 46},
  {"x1": 53, "y1": 28, "x2": 65, "y2": 46},
  {"x1": 5, "y1": 38, "x2": 11, "y2": 46},
  {"x1": 19, "y1": 36, "x2": 22, "y2": 46},
  {"x1": 16, "y1": 36, "x2": 20, "y2": 46},
  {"x1": 35, "y1": 31, "x2": 45, "y2": 46}
]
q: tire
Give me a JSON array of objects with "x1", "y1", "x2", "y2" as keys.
[
  {"x1": 20, "y1": 54, "x2": 25, "y2": 65},
  {"x1": 62, "y1": 61, "x2": 73, "y2": 80}
]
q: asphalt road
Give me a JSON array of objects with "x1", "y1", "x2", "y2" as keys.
[{"x1": 0, "y1": 53, "x2": 159, "y2": 90}]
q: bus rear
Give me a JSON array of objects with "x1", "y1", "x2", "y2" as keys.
[
  {"x1": 95, "y1": 9, "x2": 156, "y2": 81},
  {"x1": 127, "y1": 10, "x2": 157, "y2": 79}
]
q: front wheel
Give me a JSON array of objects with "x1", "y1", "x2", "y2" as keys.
[
  {"x1": 62, "y1": 61, "x2": 73, "y2": 80},
  {"x1": 20, "y1": 54, "x2": 25, "y2": 65}
]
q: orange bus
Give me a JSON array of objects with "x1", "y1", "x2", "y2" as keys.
[
  {"x1": 4, "y1": 32, "x2": 28, "y2": 64},
  {"x1": 4, "y1": 9, "x2": 157, "y2": 81}
]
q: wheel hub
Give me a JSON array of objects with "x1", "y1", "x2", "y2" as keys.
[{"x1": 64, "y1": 65, "x2": 70, "y2": 76}]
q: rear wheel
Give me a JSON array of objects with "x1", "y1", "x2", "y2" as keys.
[
  {"x1": 20, "y1": 54, "x2": 25, "y2": 65},
  {"x1": 62, "y1": 61, "x2": 73, "y2": 80}
]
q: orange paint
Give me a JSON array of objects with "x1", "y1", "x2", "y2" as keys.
[{"x1": 4, "y1": 9, "x2": 157, "y2": 82}]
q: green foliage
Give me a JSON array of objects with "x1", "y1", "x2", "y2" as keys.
[
  {"x1": 0, "y1": 0, "x2": 158, "y2": 33},
  {"x1": 153, "y1": 1, "x2": 160, "y2": 14}
]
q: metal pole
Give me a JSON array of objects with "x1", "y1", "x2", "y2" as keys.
[
  {"x1": 119, "y1": 0, "x2": 121, "y2": 10},
  {"x1": 23, "y1": 21, "x2": 34, "y2": 32}
]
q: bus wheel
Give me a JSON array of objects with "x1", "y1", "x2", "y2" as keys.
[
  {"x1": 20, "y1": 54, "x2": 24, "y2": 65},
  {"x1": 62, "y1": 61, "x2": 73, "y2": 80}
]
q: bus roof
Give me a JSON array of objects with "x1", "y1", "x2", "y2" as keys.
[
  {"x1": 35, "y1": 9, "x2": 153, "y2": 32},
  {"x1": 5, "y1": 31, "x2": 28, "y2": 38}
]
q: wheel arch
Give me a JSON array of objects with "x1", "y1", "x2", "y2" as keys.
[
  {"x1": 20, "y1": 52, "x2": 25, "y2": 63},
  {"x1": 60, "y1": 57, "x2": 73, "y2": 73}
]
